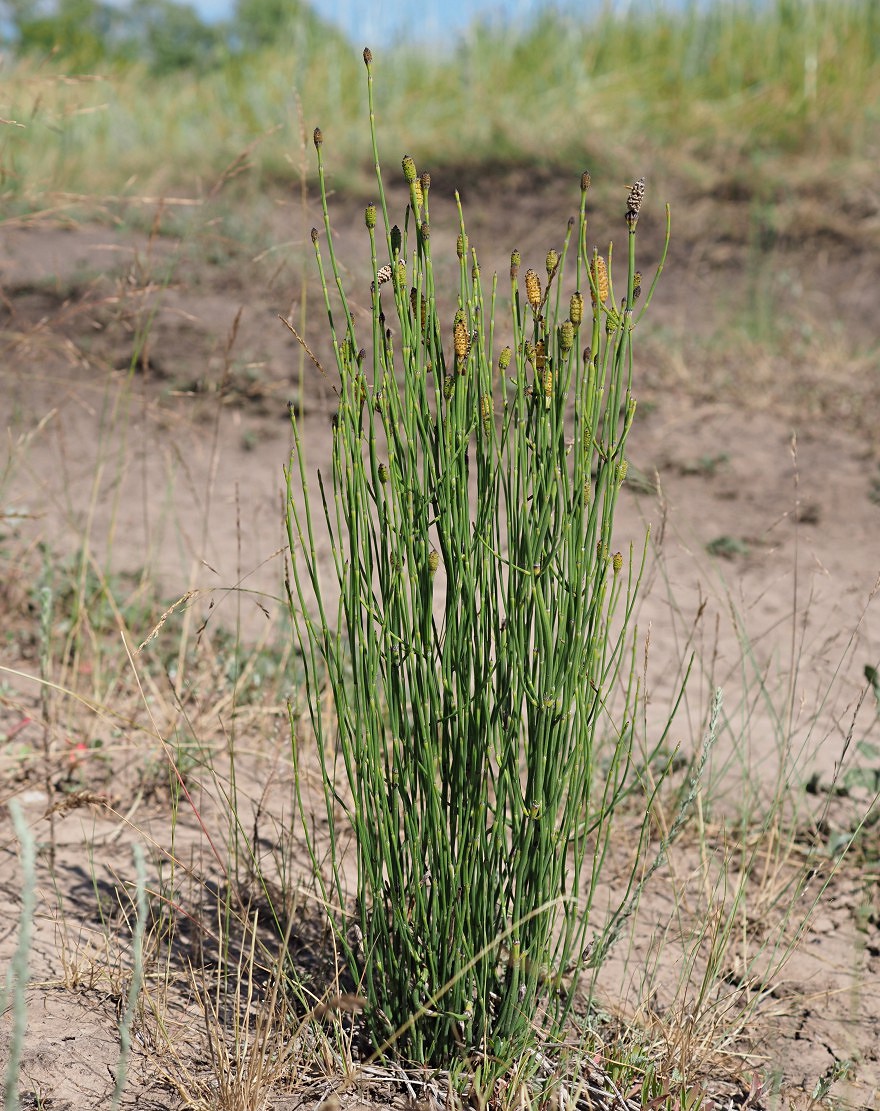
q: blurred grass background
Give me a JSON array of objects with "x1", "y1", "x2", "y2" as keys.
[{"x1": 2, "y1": 0, "x2": 878, "y2": 207}]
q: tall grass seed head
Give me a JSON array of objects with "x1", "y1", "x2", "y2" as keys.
[
  {"x1": 632, "y1": 270, "x2": 642, "y2": 301},
  {"x1": 371, "y1": 263, "x2": 393, "y2": 292},
  {"x1": 310, "y1": 227, "x2": 319, "y2": 244},
  {"x1": 428, "y1": 550, "x2": 440, "y2": 576},
  {"x1": 498, "y1": 345, "x2": 512, "y2": 372},
  {"x1": 457, "y1": 232, "x2": 468, "y2": 260},
  {"x1": 454, "y1": 318, "x2": 470, "y2": 362},
  {"x1": 617, "y1": 459, "x2": 628, "y2": 487},
  {"x1": 396, "y1": 259, "x2": 406, "y2": 287},
  {"x1": 581, "y1": 170, "x2": 591, "y2": 193},
  {"x1": 590, "y1": 255, "x2": 609, "y2": 305},
  {"x1": 363, "y1": 47, "x2": 373, "y2": 64},
  {"x1": 510, "y1": 248, "x2": 521, "y2": 280},
  {"x1": 543, "y1": 365, "x2": 553, "y2": 399},
  {"x1": 570, "y1": 291, "x2": 584, "y2": 327},
  {"x1": 558, "y1": 319, "x2": 574, "y2": 354},
  {"x1": 313, "y1": 126, "x2": 323, "y2": 148},
  {"x1": 480, "y1": 393, "x2": 492, "y2": 431},
  {"x1": 402, "y1": 154, "x2": 417, "y2": 184},
  {"x1": 390, "y1": 224, "x2": 402, "y2": 257},
  {"x1": 365, "y1": 203, "x2": 377, "y2": 229},
  {"x1": 411, "y1": 178, "x2": 424, "y2": 209},
  {"x1": 378, "y1": 463, "x2": 389, "y2": 484},
  {"x1": 525, "y1": 268, "x2": 542, "y2": 311},
  {"x1": 410, "y1": 287, "x2": 427, "y2": 330},
  {"x1": 626, "y1": 176, "x2": 645, "y2": 228},
  {"x1": 419, "y1": 171, "x2": 431, "y2": 196},
  {"x1": 612, "y1": 551, "x2": 623, "y2": 575},
  {"x1": 535, "y1": 340, "x2": 547, "y2": 370},
  {"x1": 545, "y1": 249, "x2": 559, "y2": 278},
  {"x1": 420, "y1": 219, "x2": 430, "y2": 241}
]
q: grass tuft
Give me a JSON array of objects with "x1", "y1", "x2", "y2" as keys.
[{"x1": 284, "y1": 48, "x2": 672, "y2": 1092}]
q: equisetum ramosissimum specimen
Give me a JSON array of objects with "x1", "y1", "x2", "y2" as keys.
[{"x1": 286, "y1": 45, "x2": 670, "y2": 1091}]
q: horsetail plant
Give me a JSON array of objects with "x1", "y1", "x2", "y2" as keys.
[{"x1": 285, "y1": 48, "x2": 670, "y2": 1094}]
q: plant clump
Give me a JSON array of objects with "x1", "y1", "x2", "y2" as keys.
[{"x1": 286, "y1": 46, "x2": 670, "y2": 1097}]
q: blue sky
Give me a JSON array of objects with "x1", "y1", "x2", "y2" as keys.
[{"x1": 187, "y1": 0, "x2": 644, "y2": 46}]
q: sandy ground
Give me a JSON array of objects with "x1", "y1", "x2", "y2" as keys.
[{"x1": 2, "y1": 174, "x2": 880, "y2": 1108}]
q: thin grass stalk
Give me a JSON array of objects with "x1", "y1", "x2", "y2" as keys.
[
  {"x1": 110, "y1": 842, "x2": 147, "y2": 1110},
  {"x1": 3, "y1": 801, "x2": 36, "y2": 1111},
  {"x1": 286, "y1": 51, "x2": 669, "y2": 1083}
]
